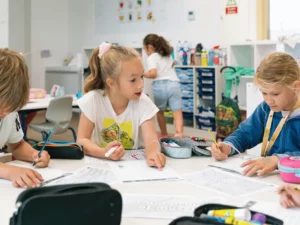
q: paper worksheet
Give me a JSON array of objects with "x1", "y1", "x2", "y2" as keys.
[
  {"x1": 183, "y1": 167, "x2": 275, "y2": 197},
  {"x1": 108, "y1": 160, "x2": 180, "y2": 183},
  {"x1": 208, "y1": 155, "x2": 261, "y2": 174},
  {"x1": 85, "y1": 149, "x2": 146, "y2": 164},
  {"x1": 249, "y1": 201, "x2": 300, "y2": 225},
  {"x1": 44, "y1": 166, "x2": 118, "y2": 186},
  {"x1": 4, "y1": 160, "x2": 65, "y2": 183},
  {"x1": 123, "y1": 194, "x2": 225, "y2": 219}
]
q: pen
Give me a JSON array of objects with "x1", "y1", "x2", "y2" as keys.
[
  {"x1": 33, "y1": 128, "x2": 54, "y2": 166},
  {"x1": 105, "y1": 145, "x2": 119, "y2": 157},
  {"x1": 207, "y1": 129, "x2": 221, "y2": 151}
]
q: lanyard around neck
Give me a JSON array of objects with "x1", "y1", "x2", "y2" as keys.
[{"x1": 261, "y1": 99, "x2": 300, "y2": 157}]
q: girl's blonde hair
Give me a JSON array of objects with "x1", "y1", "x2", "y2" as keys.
[
  {"x1": 0, "y1": 48, "x2": 29, "y2": 112},
  {"x1": 254, "y1": 52, "x2": 300, "y2": 88},
  {"x1": 84, "y1": 45, "x2": 140, "y2": 94}
]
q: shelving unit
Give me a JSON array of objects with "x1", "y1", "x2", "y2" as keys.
[
  {"x1": 174, "y1": 65, "x2": 225, "y2": 131},
  {"x1": 228, "y1": 40, "x2": 300, "y2": 117}
]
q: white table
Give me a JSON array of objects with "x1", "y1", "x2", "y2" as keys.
[{"x1": 0, "y1": 155, "x2": 294, "y2": 225}]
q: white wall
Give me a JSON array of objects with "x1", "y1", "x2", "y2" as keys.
[
  {"x1": 68, "y1": 0, "x2": 222, "y2": 58},
  {"x1": 30, "y1": 0, "x2": 69, "y2": 88},
  {"x1": 0, "y1": 0, "x2": 9, "y2": 48}
]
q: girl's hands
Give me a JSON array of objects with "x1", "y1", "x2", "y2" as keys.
[
  {"x1": 146, "y1": 150, "x2": 166, "y2": 170},
  {"x1": 8, "y1": 166, "x2": 43, "y2": 188},
  {"x1": 277, "y1": 184, "x2": 300, "y2": 208},
  {"x1": 241, "y1": 156, "x2": 279, "y2": 177},
  {"x1": 211, "y1": 142, "x2": 232, "y2": 161},
  {"x1": 104, "y1": 141, "x2": 126, "y2": 161}
]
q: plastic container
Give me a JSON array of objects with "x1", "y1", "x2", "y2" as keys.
[
  {"x1": 208, "y1": 49, "x2": 214, "y2": 66},
  {"x1": 278, "y1": 156, "x2": 300, "y2": 183},
  {"x1": 201, "y1": 49, "x2": 208, "y2": 66}
]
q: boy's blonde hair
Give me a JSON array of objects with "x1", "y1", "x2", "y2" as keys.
[
  {"x1": 0, "y1": 48, "x2": 29, "y2": 112},
  {"x1": 254, "y1": 52, "x2": 300, "y2": 88},
  {"x1": 84, "y1": 45, "x2": 140, "y2": 94}
]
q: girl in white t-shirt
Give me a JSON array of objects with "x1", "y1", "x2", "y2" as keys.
[
  {"x1": 77, "y1": 43, "x2": 166, "y2": 169},
  {"x1": 143, "y1": 34, "x2": 183, "y2": 139}
]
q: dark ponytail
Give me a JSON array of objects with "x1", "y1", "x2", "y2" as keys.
[{"x1": 143, "y1": 34, "x2": 171, "y2": 57}]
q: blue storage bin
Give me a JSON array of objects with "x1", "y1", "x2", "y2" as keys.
[
  {"x1": 197, "y1": 68, "x2": 215, "y2": 78},
  {"x1": 198, "y1": 106, "x2": 215, "y2": 114},
  {"x1": 195, "y1": 114, "x2": 215, "y2": 125},
  {"x1": 180, "y1": 83, "x2": 194, "y2": 91},
  {"x1": 198, "y1": 92, "x2": 215, "y2": 100},
  {"x1": 182, "y1": 105, "x2": 194, "y2": 113},
  {"x1": 182, "y1": 90, "x2": 193, "y2": 98},
  {"x1": 197, "y1": 77, "x2": 215, "y2": 85},
  {"x1": 198, "y1": 85, "x2": 215, "y2": 93},
  {"x1": 197, "y1": 121, "x2": 216, "y2": 131}
]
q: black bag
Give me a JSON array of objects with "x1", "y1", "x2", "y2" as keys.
[
  {"x1": 170, "y1": 203, "x2": 283, "y2": 225},
  {"x1": 10, "y1": 183, "x2": 122, "y2": 225},
  {"x1": 33, "y1": 141, "x2": 84, "y2": 159}
]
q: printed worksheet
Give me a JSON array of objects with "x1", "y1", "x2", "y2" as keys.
[
  {"x1": 44, "y1": 166, "x2": 118, "y2": 186},
  {"x1": 208, "y1": 155, "x2": 261, "y2": 174},
  {"x1": 249, "y1": 201, "x2": 300, "y2": 225},
  {"x1": 123, "y1": 194, "x2": 225, "y2": 219},
  {"x1": 109, "y1": 160, "x2": 180, "y2": 183},
  {"x1": 85, "y1": 149, "x2": 146, "y2": 164},
  {"x1": 183, "y1": 167, "x2": 275, "y2": 196}
]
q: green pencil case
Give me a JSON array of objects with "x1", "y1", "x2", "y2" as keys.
[{"x1": 33, "y1": 141, "x2": 84, "y2": 159}]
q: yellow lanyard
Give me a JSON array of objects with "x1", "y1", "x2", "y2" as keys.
[{"x1": 261, "y1": 100, "x2": 300, "y2": 157}]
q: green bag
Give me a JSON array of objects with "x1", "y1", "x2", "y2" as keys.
[{"x1": 215, "y1": 96, "x2": 241, "y2": 141}]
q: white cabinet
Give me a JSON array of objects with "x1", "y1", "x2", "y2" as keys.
[{"x1": 174, "y1": 65, "x2": 225, "y2": 131}]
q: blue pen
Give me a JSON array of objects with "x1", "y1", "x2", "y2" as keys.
[{"x1": 32, "y1": 128, "x2": 54, "y2": 166}]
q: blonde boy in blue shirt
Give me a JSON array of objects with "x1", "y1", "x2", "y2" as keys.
[{"x1": 0, "y1": 48, "x2": 50, "y2": 188}]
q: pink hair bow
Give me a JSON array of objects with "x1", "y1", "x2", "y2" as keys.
[{"x1": 98, "y1": 42, "x2": 112, "y2": 59}]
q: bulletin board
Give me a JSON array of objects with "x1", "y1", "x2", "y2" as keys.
[{"x1": 95, "y1": 0, "x2": 185, "y2": 35}]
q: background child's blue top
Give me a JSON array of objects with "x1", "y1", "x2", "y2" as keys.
[{"x1": 224, "y1": 101, "x2": 300, "y2": 159}]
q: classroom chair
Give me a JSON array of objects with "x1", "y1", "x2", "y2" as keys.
[{"x1": 29, "y1": 96, "x2": 77, "y2": 142}]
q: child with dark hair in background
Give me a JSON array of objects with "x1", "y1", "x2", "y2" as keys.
[{"x1": 143, "y1": 34, "x2": 184, "y2": 139}]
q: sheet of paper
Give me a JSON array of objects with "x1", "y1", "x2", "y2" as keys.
[
  {"x1": 5, "y1": 160, "x2": 64, "y2": 182},
  {"x1": 108, "y1": 160, "x2": 179, "y2": 183},
  {"x1": 123, "y1": 194, "x2": 225, "y2": 219},
  {"x1": 85, "y1": 149, "x2": 146, "y2": 164},
  {"x1": 249, "y1": 201, "x2": 300, "y2": 225},
  {"x1": 44, "y1": 166, "x2": 117, "y2": 186},
  {"x1": 208, "y1": 155, "x2": 261, "y2": 174},
  {"x1": 183, "y1": 167, "x2": 275, "y2": 197}
]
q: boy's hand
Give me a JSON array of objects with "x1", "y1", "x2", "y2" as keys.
[
  {"x1": 211, "y1": 142, "x2": 231, "y2": 161},
  {"x1": 146, "y1": 151, "x2": 166, "y2": 170},
  {"x1": 105, "y1": 141, "x2": 126, "y2": 161},
  {"x1": 277, "y1": 184, "x2": 300, "y2": 208},
  {"x1": 8, "y1": 166, "x2": 43, "y2": 188},
  {"x1": 241, "y1": 156, "x2": 279, "y2": 176},
  {"x1": 32, "y1": 151, "x2": 50, "y2": 168}
]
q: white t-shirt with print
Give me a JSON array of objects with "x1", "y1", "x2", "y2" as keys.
[
  {"x1": 77, "y1": 90, "x2": 158, "y2": 149},
  {"x1": 146, "y1": 53, "x2": 179, "y2": 81},
  {"x1": 0, "y1": 113, "x2": 23, "y2": 149}
]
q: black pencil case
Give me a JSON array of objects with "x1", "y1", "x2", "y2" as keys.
[
  {"x1": 33, "y1": 141, "x2": 84, "y2": 159},
  {"x1": 170, "y1": 203, "x2": 284, "y2": 225}
]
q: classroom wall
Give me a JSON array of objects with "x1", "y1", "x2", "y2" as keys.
[
  {"x1": 0, "y1": 0, "x2": 9, "y2": 48},
  {"x1": 30, "y1": 0, "x2": 69, "y2": 88}
]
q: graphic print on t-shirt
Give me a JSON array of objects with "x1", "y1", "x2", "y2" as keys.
[{"x1": 100, "y1": 118, "x2": 134, "y2": 149}]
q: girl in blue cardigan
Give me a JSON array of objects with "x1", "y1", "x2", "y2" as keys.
[{"x1": 211, "y1": 52, "x2": 300, "y2": 176}]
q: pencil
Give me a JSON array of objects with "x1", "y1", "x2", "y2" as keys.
[
  {"x1": 32, "y1": 128, "x2": 54, "y2": 166},
  {"x1": 207, "y1": 129, "x2": 221, "y2": 151}
]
